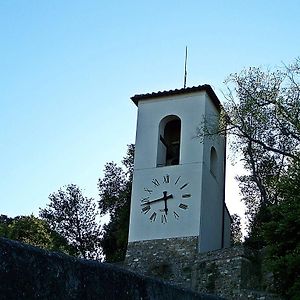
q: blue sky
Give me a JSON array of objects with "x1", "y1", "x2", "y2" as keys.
[{"x1": 1, "y1": 1, "x2": 299, "y2": 218}]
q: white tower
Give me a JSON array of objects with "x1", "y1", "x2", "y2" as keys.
[{"x1": 127, "y1": 85, "x2": 230, "y2": 257}]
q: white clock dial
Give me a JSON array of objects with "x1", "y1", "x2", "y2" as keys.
[{"x1": 139, "y1": 174, "x2": 192, "y2": 224}]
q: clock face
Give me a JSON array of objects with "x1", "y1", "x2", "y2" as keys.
[{"x1": 140, "y1": 174, "x2": 192, "y2": 224}]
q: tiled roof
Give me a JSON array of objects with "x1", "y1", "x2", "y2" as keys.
[{"x1": 131, "y1": 84, "x2": 221, "y2": 111}]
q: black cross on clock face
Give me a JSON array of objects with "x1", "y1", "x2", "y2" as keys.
[{"x1": 140, "y1": 174, "x2": 192, "y2": 224}]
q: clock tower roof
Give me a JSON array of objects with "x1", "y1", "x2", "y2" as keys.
[{"x1": 131, "y1": 84, "x2": 221, "y2": 111}]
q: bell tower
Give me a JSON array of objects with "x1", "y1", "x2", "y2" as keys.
[{"x1": 126, "y1": 85, "x2": 231, "y2": 270}]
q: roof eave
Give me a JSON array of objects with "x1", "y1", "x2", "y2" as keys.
[{"x1": 130, "y1": 85, "x2": 221, "y2": 111}]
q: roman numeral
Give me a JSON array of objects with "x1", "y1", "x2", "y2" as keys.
[
  {"x1": 144, "y1": 188, "x2": 153, "y2": 194},
  {"x1": 174, "y1": 176, "x2": 181, "y2": 185},
  {"x1": 179, "y1": 203, "x2": 188, "y2": 210},
  {"x1": 161, "y1": 214, "x2": 167, "y2": 224},
  {"x1": 152, "y1": 179, "x2": 160, "y2": 186},
  {"x1": 173, "y1": 211, "x2": 179, "y2": 219},
  {"x1": 142, "y1": 205, "x2": 151, "y2": 214},
  {"x1": 150, "y1": 212, "x2": 157, "y2": 222},
  {"x1": 163, "y1": 175, "x2": 170, "y2": 183},
  {"x1": 141, "y1": 196, "x2": 150, "y2": 203},
  {"x1": 180, "y1": 183, "x2": 189, "y2": 190},
  {"x1": 182, "y1": 194, "x2": 191, "y2": 198}
]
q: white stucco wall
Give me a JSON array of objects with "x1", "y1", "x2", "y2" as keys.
[
  {"x1": 223, "y1": 206, "x2": 231, "y2": 248},
  {"x1": 133, "y1": 92, "x2": 206, "y2": 170},
  {"x1": 199, "y1": 94, "x2": 226, "y2": 252}
]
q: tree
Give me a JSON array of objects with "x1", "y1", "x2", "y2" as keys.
[
  {"x1": 220, "y1": 59, "x2": 300, "y2": 225},
  {"x1": 261, "y1": 162, "x2": 300, "y2": 299},
  {"x1": 40, "y1": 184, "x2": 101, "y2": 260},
  {"x1": 0, "y1": 214, "x2": 75, "y2": 255},
  {"x1": 98, "y1": 144, "x2": 134, "y2": 262},
  {"x1": 219, "y1": 58, "x2": 300, "y2": 297},
  {"x1": 230, "y1": 214, "x2": 242, "y2": 245},
  {"x1": 0, "y1": 214, "x2": 12, "y2": 237}
]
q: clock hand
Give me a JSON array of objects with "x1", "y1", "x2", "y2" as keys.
[
  {"x1": 164, "y1": 198, "x2": 168, "y2": 215},
  {"x1": 141, "y1": 192, "x2": 173, "y2": 206},
  {"x1": 162, "y1": 191, "x2": 169, "y2": 215},
  {"x1": 141, "y1": 196, "x2": 164, "y2": 206},
  {"x1": 163, "y1": 192, "x2": 173, "y2": 201}
]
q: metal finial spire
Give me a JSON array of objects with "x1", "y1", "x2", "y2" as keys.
[{"x1": 183, "y1": 46, "x2": 188, "y2": 88}]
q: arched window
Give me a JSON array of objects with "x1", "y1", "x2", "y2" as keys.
[
  {"x1": 210, "y1": 146, "x2": 218, "y2": 177},
  {"x1": 157, "y1": 115, "x2": 181, "y2": 167}
]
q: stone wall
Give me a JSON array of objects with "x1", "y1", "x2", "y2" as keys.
[
  {"x1": 0, "y1": 237, "x2": 223, "y2": 300},
  {"x1": 126, "y1": 236, "x2": 198, "y2": 283},
  {"x1": 125, "y1": 238, "x2": 282, "y2": 300}
]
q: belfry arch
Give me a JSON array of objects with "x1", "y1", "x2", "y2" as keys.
[
  {"x1": 157, "y1": 115, "x2": 181, "y2": 167},
  {"x1": 210, "y1": 146, "x2": 218, "y2": 177}
]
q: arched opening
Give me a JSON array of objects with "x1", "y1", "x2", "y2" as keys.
[
  {"x1": 157, "y1": 115, "x2": 181, "y2": 167},
  {"x1": 210, "y1": 146, "x2": 218, "y2": 177}
]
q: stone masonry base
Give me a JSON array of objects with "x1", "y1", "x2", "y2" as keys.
[{"x1": 125, "y1": 237, "x2": 282, "y2": 300}]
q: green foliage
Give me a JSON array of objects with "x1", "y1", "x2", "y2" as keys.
[
  {"x1": 100, "y1": 198, "x2": 130, "y2": 262},
  {"x1": 261, "y1": 162, "x2": 300, "y2": 299},
  {"x1": 98, "y1": 144, "x2": 134, "y2": 262},
  {"x1": 230, "y1": 213, "x2": 242, "y2": 245},
  {"x1": 223, "y1": 59, "x2": 300, "y2": 223},
  {"x1": 223, "y1": 58, "x2": 300, "y2": 297},
  {"x1": 0, "y1": 214, "x2": 12, "y2": 237},
  {"x1": 40, "y1": 184, "x2": 101, "y2": 260},
  {"x1": 0, "y1": 214, "x2": 75, "y2": 255}
]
